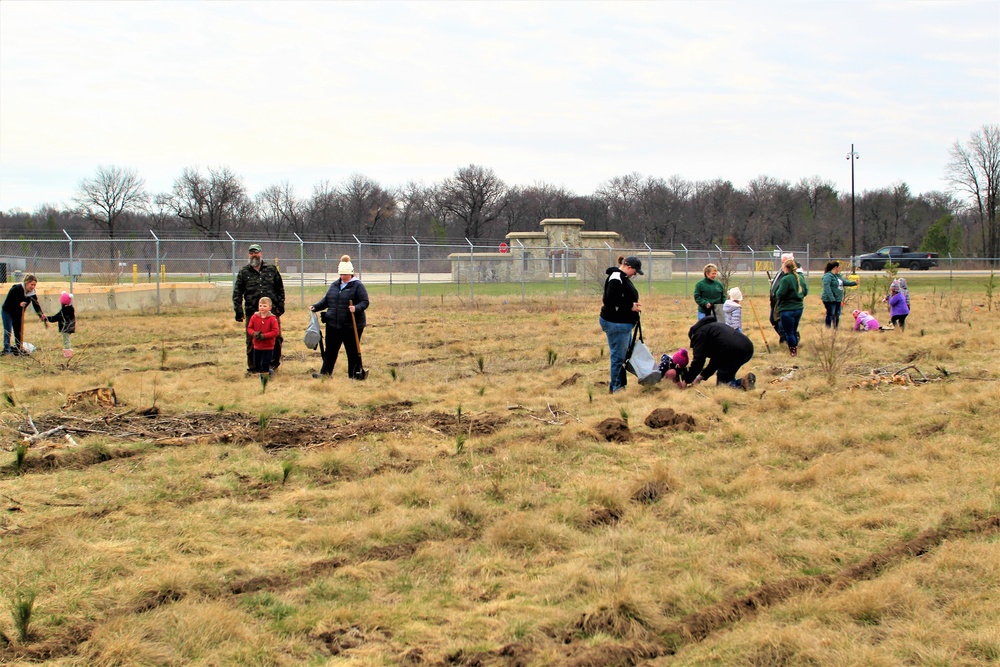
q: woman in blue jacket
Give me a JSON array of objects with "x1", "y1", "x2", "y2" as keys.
[{"x1": 310, "y1": 255, "x2": 370, "y2": 379}]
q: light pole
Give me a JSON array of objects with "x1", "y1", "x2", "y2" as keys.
[{"x1": 847, "y1": 144, "x2": 859, "y2": 269}]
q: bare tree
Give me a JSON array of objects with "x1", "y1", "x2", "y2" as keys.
[
  {"x1": 341, "y1": 174, "x2": 395, "y2": 240},
  {"x1": 394, "y1": 181, "x2": 436, "y2": 238},
  {"x1": 164, "y1": 166, "x2": 250, "y2": 238},
  {"x1": 946, "y1": 124, "x2": 1000, "y2": 260},
  {"x1": 255, "y1": 182, "x2": 305, "y2": 239},
  {"x1": 798, "y1": 177, "x2": 842, "y2": 254},
  {"x1": 306, "y1": 180, "x2": 345, "y2": 239},
  {"x1": 72, "y1": 165, "x2": 148, "y2": 238},
  {"x1": 436, "y1": 165, "x2": 508, "y2": 239}
]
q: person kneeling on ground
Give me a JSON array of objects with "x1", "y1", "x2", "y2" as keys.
[
  {"x1": 852, "y1": 309, "x2": 881, "y2": 332},
  {"x1": 678, "y1": 316, "x2": 756, "y2": 391}
]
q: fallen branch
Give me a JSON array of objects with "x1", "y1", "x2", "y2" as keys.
[
  {"x1": 24, "y1": 425, "x2": 65, "y2": 444},
  {"x1": 893, "y1": 365, "x2": 929, "y2": 381},
  {"x1": 527, "y1": 414, "x2": 565, "y2": 426},
  {"x1": 23, "y1": 406, "x2": 38, "y2": 434}
]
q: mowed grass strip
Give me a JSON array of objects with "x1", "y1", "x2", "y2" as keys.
[{"x1": 1, "y1": 279, "x2": 998, "y2": 665}]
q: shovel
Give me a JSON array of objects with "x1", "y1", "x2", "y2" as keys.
[{"x1": 349, "y1": 300, "x2": 368, "y2": 380}]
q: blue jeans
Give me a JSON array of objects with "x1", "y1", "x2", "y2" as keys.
[
  {"x1": 600, "y1": 317, "x2": 634, "y2": 393},
  {"x1": 823, "y1": 301, "x2": 842, "y2": 328},
  {"x1": 2, "y1": 310, "x2": 14, "y2": 353},
  {"x1": 779, "y1": 309, "x2": 803, "y2": 348}
]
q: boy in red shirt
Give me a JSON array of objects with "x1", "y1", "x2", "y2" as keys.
[{"x1": 247, "y1": 297, "x2": 280, "y2": 385}]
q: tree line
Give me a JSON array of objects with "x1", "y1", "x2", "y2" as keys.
[{"x1": 2, "y1": 125, "x2": 997, "y2": 258}]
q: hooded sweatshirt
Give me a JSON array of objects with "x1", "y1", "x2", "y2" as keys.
[
  {"x1": 681, "y1": 316, "x2": 754, "y2": 384},
  {"x1": 600, "y1": 267, "x2": 639, "y2": 324}
]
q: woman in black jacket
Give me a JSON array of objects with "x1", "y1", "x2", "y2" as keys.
[
  {"x1": 310, "y1": 255, "x2": 370, "y2": 379},
  {"x1": 3, "y1": 274, "x2": 45, "y2": 355},
  {"x1": 599, "y1": 255, "x2": 643, "y2": 393}
]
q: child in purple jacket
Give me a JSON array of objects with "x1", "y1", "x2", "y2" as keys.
[{"x1": 887, "y1": 283, "x2": 909, "y2": 330}]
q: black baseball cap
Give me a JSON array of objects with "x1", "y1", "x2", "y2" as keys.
[{"x1": 623, "y1": 256, "x2": 644, "y2": 275}]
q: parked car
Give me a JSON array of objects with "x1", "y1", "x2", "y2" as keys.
[{"x1": 856, "y1": 246, "x2": 938, "y2": 271}]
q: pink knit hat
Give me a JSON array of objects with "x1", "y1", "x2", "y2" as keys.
[
  {"x1": 671, "y1": 348, "x2": 689, "y2": 368},
  {"x1": 60, "y1": 292, "x2": 73, "y2": 305}
]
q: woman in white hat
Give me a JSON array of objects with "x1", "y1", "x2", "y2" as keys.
[{"x1": 309, "y1": 255, "x2": 370, "y2": 379}]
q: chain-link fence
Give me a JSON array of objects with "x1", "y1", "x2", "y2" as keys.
[{"x1": 1, "y1": 232, "x2": 996, "y2": 311}]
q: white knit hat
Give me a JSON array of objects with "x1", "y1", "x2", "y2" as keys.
[
  {"x1": 338, "y1": 257, "x2": 355, "y2": 275},
  {"x1": 728, "y1": 287, "x2": 743, "y2": 301}
]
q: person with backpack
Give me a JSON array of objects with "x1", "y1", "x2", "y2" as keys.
[{"x1": 599, "y1": 255, "x2": 643, "y2": 394}]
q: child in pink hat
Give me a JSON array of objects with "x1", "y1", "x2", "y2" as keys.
[
  {"x1": 46, "y1": 292, "x2": 76, "y2": 358},
  {"x1": 658, "y1": 348, "x2": 689, "y2": 384},
  {"x1": 852, "y1": 309, "x2": 880, "y2": 332}
]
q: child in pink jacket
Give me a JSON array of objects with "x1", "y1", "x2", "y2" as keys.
[{"x1": 852, "y1": 309, "x2": 880, "y2": 332}]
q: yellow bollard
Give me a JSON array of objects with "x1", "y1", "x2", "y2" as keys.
[
  {"x1": 132, "y1": 264, "x2": 138, "y2": 284},
  {"x1": 160, "y1": 265, "x2": 166, "y2": 282}
]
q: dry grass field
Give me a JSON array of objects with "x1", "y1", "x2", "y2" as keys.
[{"x1": 1, "y1": 276, "x2": 999, "y2": 666}]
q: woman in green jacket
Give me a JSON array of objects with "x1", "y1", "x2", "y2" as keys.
[
  {"x1": 820, "y1": 260, "x2": 856, "y2": 328},
  {"x1": 773, "y1": 258, "x2": 808, "y2": 357},
  {"x1": 693, "y1": 263, "x2": 725, "y2": 320}
]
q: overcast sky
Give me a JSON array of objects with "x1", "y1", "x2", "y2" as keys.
[{"x1": 1, "y1": 0, "x2": 997, "y2": 213}]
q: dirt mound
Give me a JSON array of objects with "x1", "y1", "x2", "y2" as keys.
[
  {"x1": 13, "y1": 401, "x2": 509, "y2": 457},
  {"x1": 644, "y1": 407, "x2": 696, "y2": 430},
  {"x1": 595, "y1": 417, "x2": 631, "y2": 442}
]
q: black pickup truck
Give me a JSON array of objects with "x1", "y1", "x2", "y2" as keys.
[{"x1": 856, "y1": 246, "x2": 938, "y2": 271}]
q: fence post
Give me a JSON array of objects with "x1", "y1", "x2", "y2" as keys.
[
  {"x1": 388, "y1": 254, "x2": 393, "y2": 295},
  {"x1": 412, "y1": 237, "x2": 421, "y2": 306},
  {"x1": 63, "y1": 230, "x2": 74, "y2": 293},
  {"x1": 605, "y1": 242, "x2": 613, "y2": 271},
  {"x1": 151, "y1": 230, "x2": 161, "y2": 314},
  {"x1": 681, "y1": 244, "x2": 689, "y2": 297},
  {"x1": 517, "y1": 239, "x2": 526, "y2": 303},
  {"x1": 227, "y1": 231, "x2": 237, "y2": 277},
  {"x1": 644, "y1": 242, "x2": 653, "y2": 292},
  {"x1": 294, "y1": 233, "x2": 305, "y2": 306},
  {"x1": 353, "y1": 235, "x2": 362, "y2": 278},
  {"x1": 562, "y1": 241, "x2": 570, "y2": 299},
  {"x1": 748, "y1": 245, "x2": 755, "y2": 296},
  {"x1": 805, "y1": 243, "x2": 810, "y2": 278},
  {"x1": 949, "y1": 252, "x2": 953, "y2": 289},
  {"x1": 466, "y1": 238, "x2": 474, "y2": 304}
]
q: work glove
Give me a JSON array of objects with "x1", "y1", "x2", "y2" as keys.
[
  {"x1": 254, "y1": 331, "x2": 264, "y2": 340},
  {"x1": 235, "y1": 312, "x2": 244, "y2": 322}
]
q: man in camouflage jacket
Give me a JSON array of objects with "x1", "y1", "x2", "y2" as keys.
[{"x1": 233, "y1": 243, "x2": 285, "y2": 372}]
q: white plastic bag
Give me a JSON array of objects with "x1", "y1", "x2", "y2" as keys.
[
  {"x1": 624, "y1": 320, "x2": 661, "y2": 385},
  {"x1": 304, "y1": 311, "x2": 322, "y2": 350}
]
